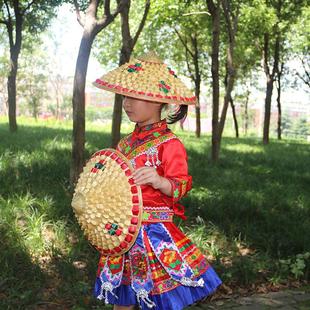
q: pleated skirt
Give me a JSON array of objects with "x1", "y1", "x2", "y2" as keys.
[{"x1": 94, "y1": 222, "x2": 222, "y2": 310}]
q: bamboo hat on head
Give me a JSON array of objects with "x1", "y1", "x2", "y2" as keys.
[{"x1": 93, "y1": 50, "x2": 197, "y2": 105}]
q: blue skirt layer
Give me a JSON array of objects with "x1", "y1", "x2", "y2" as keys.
[{"x1": 94, "y1": 264, "x2": 222, "y2": 310}]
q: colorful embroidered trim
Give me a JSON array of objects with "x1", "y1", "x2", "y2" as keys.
[
  {"x1": 117, "y1": 131, "x2": 179, "y2": 170},
  {"x1": 129, "y1": 228, "x2": 156, "y2": 308},
  {"x1": 145, "y1": 224, "x2": 191, "y2": 281},
  {"x1": 167, "y1": 177, "x2": 191, "y2": 202},
  {"x1": 142, "y1": 206, "x2": 174, "y2": 223},
  {"x1": 97, "y1": 255, "x2": 124, "y2": 303},
  {"x1": 94, "y1": 78, "x2": 197, "y2": 103},
  {"x1": 127, "y1": 133, "x2": 177, "y2": 158},
  {"x1": 130, "y1": 136, "x2": 178, "y2": 169},
  {"x1": 96, "y1": 223, "x2": 212, "y2": 299},
  {"x1": 133, "y1": 119, "x2": 167, "y2": 134},
  {"x1": 117, "y1": 122, "x2": 170, "y2": 155},
  {"x1": 118, "y1": 131, "x2": 176, "y2": 157}
]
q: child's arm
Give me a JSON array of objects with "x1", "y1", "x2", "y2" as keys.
[
  {"x1": 132, "y1": 139, "x2": 192, "y2": 201},
  {"x1": 132, "y1": 167, "x2": 172, "y2": 196},
  {"x1": 161, "y1": 138, "x2": 192, "y2": 203},
  {"x1": 153, "y1": 175, "x2": 173, "y2": 196}
]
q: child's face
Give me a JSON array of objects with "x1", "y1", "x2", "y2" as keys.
[{"x1": 122, "y1": 96, "x2": 162, "y2": 123}]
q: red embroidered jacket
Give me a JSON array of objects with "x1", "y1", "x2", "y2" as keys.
[{"x1": 116, "y1": 118, "x2": 192, "y2": 220}]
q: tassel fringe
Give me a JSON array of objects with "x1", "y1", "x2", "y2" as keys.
[
  {"x1": 180, "y1": 277, "x2": 205, "y2": 287},
  {"x1": 97, "y1": 281, "x2": 119, "y2": 304},
  {"x1": 137, "y1": 289, "x2": 156, "y2": 308}
]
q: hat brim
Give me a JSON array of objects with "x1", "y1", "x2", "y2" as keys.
[{"x1": 93, "y1": 79, "x2": 197, "y2": 105}]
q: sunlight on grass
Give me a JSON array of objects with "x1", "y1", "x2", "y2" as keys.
[
  {"x1": 0, "y1": 116, "x2": 309, "y2": 308},
  {"x1": 0, "y1": 193, "x2": 69, "y2": 257},
  {"x1": 224, "y1": 143, "x2": 265, "y2": 154}
]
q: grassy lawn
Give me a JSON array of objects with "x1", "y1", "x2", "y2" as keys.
[{"x1": 0, "y1": 116, "x2": 309, "y2": 309}]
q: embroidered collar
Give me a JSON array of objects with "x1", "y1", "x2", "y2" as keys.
[{"x1": 133, "y1": 118, "x2": 168, "y2": 136}]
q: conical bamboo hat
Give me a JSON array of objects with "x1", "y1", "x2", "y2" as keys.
[
  {"x1": 71, "y1": 148, "x2": 143, "y2": 256},
  {"x1": 93, "y1": 50, "x2": 197, "y2": 105}
]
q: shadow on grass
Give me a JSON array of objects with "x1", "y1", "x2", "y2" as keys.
[
  {"x1": 0, "y1": 224, "x2": 44, "y2": 309},
  {"x1": 182, "y1": 134, "x2": 310, "y2": 258},
  {"x1": 0, "y1": 122, "x2": 309, "y2": 308},
  {"x1": 0, "y1": 123, "x2": 114, "y2": 309}
]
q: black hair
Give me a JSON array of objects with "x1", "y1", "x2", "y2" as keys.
[{"x1": 161, "y1": 104, "x2": 188, "y2": 124}]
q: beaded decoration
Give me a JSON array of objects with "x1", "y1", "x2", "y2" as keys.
[
  {"x1": 123, "y1": 133, "x2": 178, "y2": 169},
  {"x1": 71, "y1": 148, "x2": 143, "y2": 256},
  {"x1": 97, "y1": 255, "x2": 125, "y2": 303},
  {"x1": 144, "y1": 146, "x2": 161, "y2": 169}
]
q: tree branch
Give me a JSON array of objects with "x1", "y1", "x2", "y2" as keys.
[
  {"x1": 296, "y1": 72, "x2": 310, "y2": 88},
  {"x1": 301, "y1": 57, "x2": 310, "y2": 82},
  {"x1": 185, "y1": 42, "x2": 195, "y2": 82},
  {"x1": 21, "y1": 0, "x2": 37, "y2": 15},
  {"x1": 233, "y1": 4, "x2": 240, "y2": 35},
  {"x1": 104, "y1": 0, "x2": 111, "y2": 18},
  {"x1": 296, "y1": 56, "x2": 310, "y2": 88},
  {"x1": 0, "y1": 19, "x2": 9, "y2": 26},
  {"x1": 182, "y1": 11, "x2": 210, "y2": 16},
  {"x1": 206, "y1": 0, "x2": 216, "y2": 16},
  {"x1": 263, "y1": 33, "x2": 270, "y2": 76},
  {"x1": 111, "y1": 0, "x2": 129, "y2": 19},
  {"x1": 73, "y1": 0, "x2": 85, "y2": 27},
  {"x1": 174, "y1": 27, "x2": 194, "y2": 59},
  {"x1": 3, "y1": 0, "x2": 14, "y2": 47},
  {"x1": 132, "y1": 0, "x2": 150, "y2": 47},
  {"x1": 221, "y1": 0, "x2": 232, "y2": 43},
  {"x1": 96, "y1": 0, "x2": 128, "y2": 30},
  {"x1": 4, "y1": 0, "x2": 12, "y2": 23}
]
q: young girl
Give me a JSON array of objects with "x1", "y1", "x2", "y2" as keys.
[{"x1": 92, "y1": 51, "x2": 222, "y2": 310}]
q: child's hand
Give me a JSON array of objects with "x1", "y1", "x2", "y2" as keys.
[{"x1": 132, "y1": 167, "x2": 163, "y2": 189}]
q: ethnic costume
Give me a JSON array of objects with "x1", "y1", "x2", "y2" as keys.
[
  {"x1": 93, "y1": 119, "x2": 222, "y2": 309},
  {"x1": 91, "y1": 51, "x2": 222, "y2": 309}
]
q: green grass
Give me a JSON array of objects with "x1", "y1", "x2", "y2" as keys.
[{"x1": 0, "y1": 116, "x2": 309, "y2": 309}]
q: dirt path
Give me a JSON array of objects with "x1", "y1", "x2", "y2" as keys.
[{"x1": 189, "y1": 286, "x2": 310, "y2": 309}]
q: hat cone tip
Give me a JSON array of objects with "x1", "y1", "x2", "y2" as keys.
[{"x1": 137, "y1": 50, "x2": 163, "y2": 63}]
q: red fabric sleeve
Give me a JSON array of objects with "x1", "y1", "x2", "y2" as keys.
[{"x1": 161, "y1": 139, "x2": 192, "y2": 219}]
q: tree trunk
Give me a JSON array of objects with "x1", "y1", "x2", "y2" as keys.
[
  {"x1": 195, "y1": 98, "x2": 201, "y2": 138},
  {"x1": 174, "y1": 30, "x2": 201, "y2": 137},
  {"x1": 244, "y1": 89, "x2": 249, "y2": 136},
  {"x1": 111, "y1": 94, "x2": 124, "y2": 148},
  {"x1": 207, "y1": 0, "x2": 221, "y2": 162},
  {"x1": 70, "y1": 30, "x2": 95, "y2": 186},
  {"x1": 56, "y1": 89, "x2": 60, "y2": 120},
  {"x1": 7, "y1": 9, "x2": 23, "y2": 132},
  {"x1": 7, "y1": 53, "x2": 18, "y2": 132},
  {"x1": 230, "y1": 97, "x2": 239, "y2": 138},
  {"x1": 218, "y1": 66, "x2": 235, "y2": 138},
  {"x1": 263, "y1": 75, "x2": 273, "y2": 144},
  {"x1": 192, "y1": 36, "x2": 201, "y2": 138},
  {"x1": 111, "y1": 0, "x2": 150, "y2": 148},
  {"x1": 111, "y1": 0, "x2": 133, "y2": 148},
  {"x1": 218, "y1": 0, "x2": 238, "y2": 140},
  {"x1": 276, "y1": 63, "x2": 283, "y2": 140},
  {"x1": 70, "y1": 0, "x2": 128, "y2": 187},
  {"x1": 262, "y1": 32, "x2": 280, "y2": 144}
]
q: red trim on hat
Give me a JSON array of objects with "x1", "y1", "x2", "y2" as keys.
[{"x1": 94, "y1": 78, "x2": 197, "y2": 104}]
